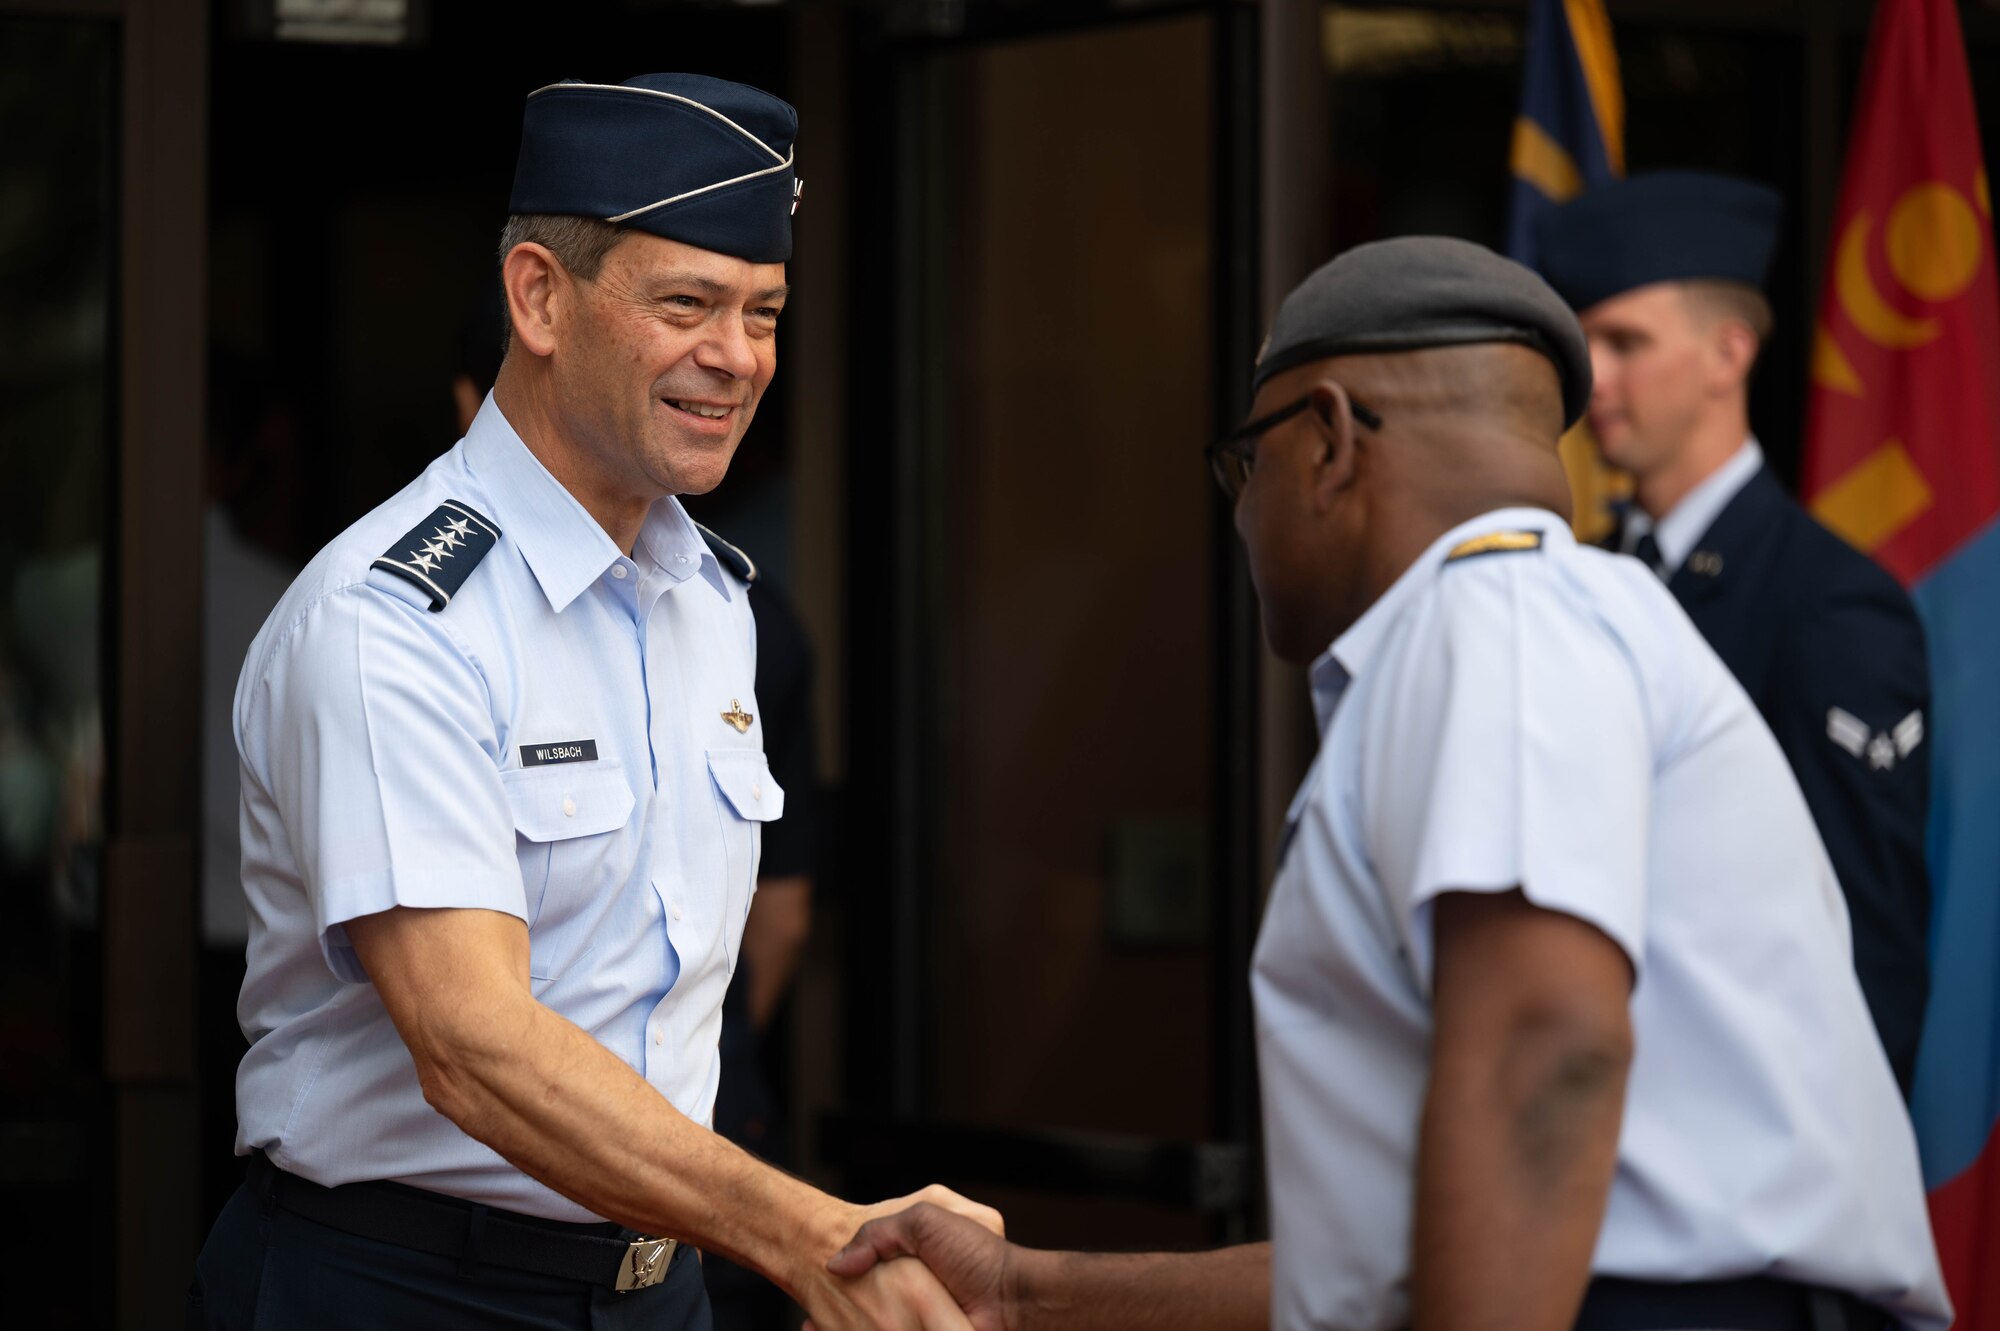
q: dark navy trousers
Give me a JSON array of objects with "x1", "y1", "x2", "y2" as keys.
[{"x1": 188, "y1": 1178, "x2": 713, "y2": 1331}]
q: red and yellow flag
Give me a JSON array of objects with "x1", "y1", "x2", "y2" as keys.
[
  {"x1": 1804, "y1": 0, "x2": 2000, "y2": 578},
  {"x1": 1804, "y1": 4, "x2": 2000, "y2": 1326}
]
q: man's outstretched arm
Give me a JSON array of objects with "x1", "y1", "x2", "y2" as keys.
[
  {"x1": 826, "y1": 1202, "x2": 1270, "y2": 1331},
  {"x1": 347, "y1": 904, "x2": 991, "y2": 1331}
]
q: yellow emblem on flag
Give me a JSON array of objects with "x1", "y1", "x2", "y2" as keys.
[{"x1": 1810, "y1": 439, "x2": 1935, "y2": 554}]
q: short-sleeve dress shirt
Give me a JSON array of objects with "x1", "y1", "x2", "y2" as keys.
[
  {"x1": 1252, "y1": 508, "x2": 1949, "y2": 1331},
  {"x1": 233, "y1": 394, "x2": 782, "y2": 1220}
]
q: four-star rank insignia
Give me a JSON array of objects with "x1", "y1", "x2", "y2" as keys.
[{"x1": 372, "y1": 500, "x2": 502, "y2": 611}]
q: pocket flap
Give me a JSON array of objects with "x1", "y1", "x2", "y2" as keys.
[
  {"x1": 707, "y1": 749, "x2": 784, "y2": 822},
  {"x1": 502, "y1": 762, "x2": 634, "y2": 842}
]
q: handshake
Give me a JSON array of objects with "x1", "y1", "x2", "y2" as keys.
[
  {"x1": 796, "y1": 1187, "x2": 1268, "y2": 1331},
  {"x1": 792, "y1": 1186, "x2": 1015, "y2": 1331}
]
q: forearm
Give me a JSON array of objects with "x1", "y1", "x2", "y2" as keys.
[
  {"x1": 743, "y1": 875, "x2": 812, "y2": 1029},
  {"x1": 1411, "y1": 1024, "x2": 1626, "y2": 1331},
  {"x1": 1014, "y1": 1241, "x2": 1271, "y2": 1331},
  {"x1": 440, "y1": 995, "x2": 843, "y2": 1277},
  {"x1": 352, "y1": 907, "x2": 850, "y2": 1301}
]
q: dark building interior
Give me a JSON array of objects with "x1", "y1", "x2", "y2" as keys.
[{"x1": 6, "y1": 1, "x2": 2000, "y2": 1325}]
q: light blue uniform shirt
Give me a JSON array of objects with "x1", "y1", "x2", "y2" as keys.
[
  {"x1": 233, "y1": 394, "x2": 782, "y2": 1220},
  {"x1": 1253, "y1": 508, "x2": 1948, "y2": 1331}
]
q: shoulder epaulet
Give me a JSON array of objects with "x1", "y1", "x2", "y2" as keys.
[
  {"x1": 370, "y1": 500, "x2": 502, "y2": 611},
  {"x1": 1445, "y1": 529, "x2": 1544, "y2": 564},
  {"x1": 696, "y1": 522, "x2": 758, "y2": 585}
]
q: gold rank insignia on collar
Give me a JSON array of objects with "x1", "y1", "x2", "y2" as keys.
[
  {"x1": 721, "y1": 699, "x2": 754, "y2": 733},
  {"x1": 1445, "y1": 529, "x2": 1544, "y2": 563}
]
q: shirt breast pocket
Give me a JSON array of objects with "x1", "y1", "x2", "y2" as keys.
[
  {"x1": 707, "y1": 749, "x2": 784, "y2": 970},
  {"x1": 501, "y1": 761, "x2": 634, "y2": 979}
]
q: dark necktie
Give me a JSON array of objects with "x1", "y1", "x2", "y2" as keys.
[{"x1": 1634, "y1": 531, "x2": 1665, "y2": 578}]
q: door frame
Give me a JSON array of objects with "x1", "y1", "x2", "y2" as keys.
[
  {"x1": 1, "y1": 0, "x2": 208, "y2": 1323},
  {"x1": 834, "y1": 0, "x2": 1271, "y2": 1241}
]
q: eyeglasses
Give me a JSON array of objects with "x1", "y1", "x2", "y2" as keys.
[{"x1": 1205, "y1": 392, "x2": 1383, "y2": 500}]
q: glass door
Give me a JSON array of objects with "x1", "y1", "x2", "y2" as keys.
[
  {"x1": 836, "y1": 0, "x2": 1266, "y2": 1249},
  {"x1": 0, "y1": 15, "x2": 119, "y2": 1328}
]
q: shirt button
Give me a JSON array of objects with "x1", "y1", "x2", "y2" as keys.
[
  {"x1": 611, "y1": 563, "x2": 628, "y2": 580},
  {"x1": 750, "y1": 782, "x2": 764, "y2": 801},
  {"x1": 674, "y1": 553, "x2": 690, "y2": 565},
  {"x1": 670, "y1": 902, "x2": 684, "y2": 922},
  {"x1": 562, "y1": 796, "x2": 576, "y2": 817},
  {"x1": 653, "y1": 1029, "x2": 664, "y2": 1047}
]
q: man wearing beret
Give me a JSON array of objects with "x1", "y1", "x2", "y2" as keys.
[
  {"x1": 1535, "y1": 171, "x2": 1933, "y2": 1097},
  {"x1": 821, "y1": 239, "x2": 1949, "y2": 1331},
  {"x1": 188, "y1": 74, "x2": 986, "y2": 1331}
]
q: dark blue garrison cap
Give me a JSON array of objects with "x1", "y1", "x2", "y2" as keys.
[
  {"x1": 1535, "y1": 171, "x2": 1782, "y2": 312},
  {"x1": 508, "y1": 73, "x2": 799, "y2": 263}
]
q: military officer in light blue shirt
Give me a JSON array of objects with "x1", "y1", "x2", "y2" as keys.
[
  {"x1": 821, "y1": 240, "x2": 1948, "y2": 1331},
  {"x1": 189, "y1": 73, "x2": 989, "y2": 1331}
]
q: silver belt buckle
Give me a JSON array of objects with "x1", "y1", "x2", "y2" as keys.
[{"x1": 616, "y1": 1236, "x2": 677, "y2": 1292}]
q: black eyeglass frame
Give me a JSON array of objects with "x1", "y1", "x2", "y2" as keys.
[{"x1": 1204, "y1": 391, "x2": 1383, "y2": 499}]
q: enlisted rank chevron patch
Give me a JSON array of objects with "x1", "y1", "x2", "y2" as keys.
[
  {"x1": 1445, "y1": 529, "x2": 1545, "y2": 563},
  {"x1": 371, "y1": 500, "x2": 502, "y2": 610}
]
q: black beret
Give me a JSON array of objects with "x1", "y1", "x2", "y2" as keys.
[
  {"x1": 1535, "y1": 171, "x2": 1782, "y2": 312},
  {"x1": 1253, "y1": 236, "x2": 1593, "y2": 429},
  {"x1": 508, "y1": 73, "x2": 798, "y2": 264}
]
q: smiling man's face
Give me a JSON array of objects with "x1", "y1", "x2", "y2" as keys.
[{"x1": 551, "y1": 230, "x2": 789, "y2": 500}]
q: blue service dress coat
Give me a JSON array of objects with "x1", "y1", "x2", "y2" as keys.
[{"x1": 1643, "y1": 464, "x2": 1931, "y2": 1095}]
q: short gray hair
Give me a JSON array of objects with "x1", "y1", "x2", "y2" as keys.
[{"x1": 494, "y1": 214, "x2": 630, "y2": 355}]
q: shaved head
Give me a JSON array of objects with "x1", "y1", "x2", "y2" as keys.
[
  {"x1": 1330, "y1": 342, "x2": 1568, "y2": 447},
  {"x1": 1231, "y1": 340, "x2": 1575, "y2": 659}
]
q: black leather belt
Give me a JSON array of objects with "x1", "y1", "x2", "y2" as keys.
[
  {"x1": 1577, "y1": 1275, "x2": 1891, "y2": 1331},
  {"x1": 247, "y1": 1152, "x2": 683, "y2": 1292}
]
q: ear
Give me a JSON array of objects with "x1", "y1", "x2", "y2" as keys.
[
  {"x1": 1707, "y1": 317, "x2": 1759, "y2": 391},
  {"x1": 1306, "y1": 378, "x2": 1361, "y2": 511},
  {"x1": 501, "y1": 242, "x2": 568, "y2": 360}
]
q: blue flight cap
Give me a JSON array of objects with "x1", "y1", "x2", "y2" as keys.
[
  {"x1": 1535, "y1": 171, "x2": 1783, "y2": 312},
  {"x1": 508, "y1": 73, "x2": 798, "y2": 263}
]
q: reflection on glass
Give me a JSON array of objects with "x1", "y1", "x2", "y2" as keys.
[{"x1": 0, "y1": 17, "x2": 116, "y2": 1324}]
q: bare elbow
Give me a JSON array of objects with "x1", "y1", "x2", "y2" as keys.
[
  {"x1": 411, "y1": 1049, "x2": 473, "y2": 1124},
  {"x1": 396, "y1": 997, "x2": 527, "y2": 1134},
  {"x1": 343, "y1": 905, "x2": 537, "y2": 1135},
  {"x1": 403, "y1": 1020, "x2": 479, "y2": 1126}
]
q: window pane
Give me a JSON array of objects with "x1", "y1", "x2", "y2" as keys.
[{"x1": 0, "y1": 16, "x2": 118, "y2": 1329}]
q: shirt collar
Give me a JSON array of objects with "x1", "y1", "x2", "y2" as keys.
[
  {"x1": 463, "y1": 393, "x2": 721, "y2": 611},
  {"x1": 635, "y1": 495, "x2": 731, "y2": 599},
  {"x1": 1309, "y1": 505, "x2": 1571, "y2": 732},
  {"x1": 1649, "y1": 438, "x2": 1762, "y2": 575}
]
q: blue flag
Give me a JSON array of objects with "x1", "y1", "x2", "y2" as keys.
[
  {"x1": 1508, "y1": 0, "x2": 1627, "y2": 543},
  {"x1": 1506, "y1": 0, "x2": 1624, "y2": 265}
]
